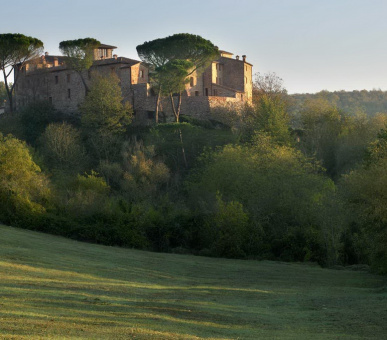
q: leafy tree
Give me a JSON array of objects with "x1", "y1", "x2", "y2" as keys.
[
  {"x1": 298, "y1": 98, "x2": 344, "y2": 178},
  {"x1": 39, "y1": 122, "x2": 86, "y2": 173},
  {"x1": 340, "y1": 131, "x2": 387, "y2": 273},
  {"x1": 187, "y1": 134, "x2": 338, "y2": 263},
  {"x1": 59, "y1": 38, "x2": 100, "y2": 94},
  {"x1": 80, "y1": 73, "x2": 132, "y2": 161},
  {"x1": 335, "y1": 112, "x2": 387, "y2": 176},
  {"x1": 253, "y1": 72, "x2": 287, "y2": 104},
  {"x1": 81, "y1": 73, "x2": 132, "y2": 135},
  {"x1": 118, "y1": 139, "x2": 170, "y2": 202},
  {"x1": 157, "y1": 59, "x2": 193, "y2": 122},
  {"x1": 0, "y1": 33, "x2": 43, "y2": 112},
  {"x1": 20, "y1": 100, "x2": 59, "y2": 146},
  {"x1": 201, "y1": 194, "x2": 249, "y2": 258},
  {"x1": 0, "y1": 133, "x2": 49, "y2": 225},
  {"x1": 241, "y1": 94, "x2": 292, "y2": 145},
  {"x1": 136, "y1": 33, "x2": 219, "y2": 123}
]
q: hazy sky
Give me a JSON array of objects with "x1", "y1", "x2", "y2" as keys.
[{"x1": 2, "y1": 0, "x2": 387, "y2": 94}]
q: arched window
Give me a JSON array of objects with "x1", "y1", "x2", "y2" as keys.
[{"x1": 190, "y1": 77, "x2": 194, "y2": 87}]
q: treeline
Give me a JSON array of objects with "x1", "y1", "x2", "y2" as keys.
[
  {"x1": 1, "y1": 74, "x2": 387, "y2": 274},
  {"x1": 290, "y1": 89, "x2": 387, "y2": 117}
]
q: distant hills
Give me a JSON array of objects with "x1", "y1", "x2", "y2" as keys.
[{"x1": 289, "y1": 90, "x2": 387, "y2": 116}]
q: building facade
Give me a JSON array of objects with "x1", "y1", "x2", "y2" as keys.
[{"x1": 14, "y1": 44, "x2": 253, "y2": 123}]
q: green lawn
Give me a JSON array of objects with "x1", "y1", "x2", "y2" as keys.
[{"x1": 0, "y1": 225, "x2": 386, "y2": 339}]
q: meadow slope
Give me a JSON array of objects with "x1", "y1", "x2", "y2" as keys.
[{"x1": 0, "y1": 225, "x2": 386, "y2": 339}]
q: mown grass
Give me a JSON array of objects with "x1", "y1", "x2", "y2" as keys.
[{"x1": 0, "y1": 225, "x2": 386, "y2": 339}]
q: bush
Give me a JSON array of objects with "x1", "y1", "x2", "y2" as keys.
[{"x1": 0, "y1": 133, "x2": 50, "y2": 227}]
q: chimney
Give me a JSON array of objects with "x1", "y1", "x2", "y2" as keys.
[
  {"x1": 45, "y1": 52, "x2": 49, "y2": 56},
  {"x1": 113, "y1": 54, "x2": 118, "y2": 59},
  {"x1": 236, "y1": 55, "x2": 239, "y2": 60},
  {"x1": 53, "y1": 57, "x2": 58, "y2": 67},
  {"x1": 242, "y1": 55, "x2": 246, "y2": 62}
]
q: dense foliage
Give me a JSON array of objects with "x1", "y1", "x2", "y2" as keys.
[{"x1": 1, "y1": 71, "x2": 387, "y2": 273}]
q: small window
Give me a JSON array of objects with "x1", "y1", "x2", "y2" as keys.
[
  {"x1": 67, "y1": 74, "x2": 71, "y2": 83},
  {"x1": 140, "y1": 70, "x2": 144, "y2": 78},
  {"x1": 245, "y1": 76, "x2": 248, "y2": 84},
  {"x1": 67, "y1": 89, "x2": 71, "y2": 99},
  {"x1": 241, "y1": 94, "x2": 244, "y2": 101},
  {"x1": 190, "y1": 77, "x2": 194, "y2": 87},
  {"x1": 205, "y1": 88, "x2": 208, "y2": 96},
  {"x1": 55, "y1": 75, "x2": 58, "y2": 84},
  {"x1": 195, "y1": 91, "x2": 199, "y2": 96}
]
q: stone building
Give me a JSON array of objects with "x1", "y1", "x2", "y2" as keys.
[{"x1": 14, "y1": 43, "x2": 253, "y2": 123}]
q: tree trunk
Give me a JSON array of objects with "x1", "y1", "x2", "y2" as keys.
[
  {"x1": 78, "y1": 71, "x2": 90, "y2": 95},
  {"x1": 3, "y1": 68, "x2": 14, "y2": 113},
  {"x1": 169, "y1": 93, "x2": 178, "y2": 122},
  {"x1": 169, "y1": 92, "x2": 182, "y2": 123},
  {"x1": 155, "y1": 85, "x2": 161, "y2": 124},
  {"x1": 179, "y1": 127, "x2": 188, "y2": 168}
]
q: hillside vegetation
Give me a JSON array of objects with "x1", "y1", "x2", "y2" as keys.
[
  {"x1": 1, "y1": 224, "x2": 386, "y2": 339},
  {"x1": 290, "y1": 89, "x2": 387, "y2": 117}
]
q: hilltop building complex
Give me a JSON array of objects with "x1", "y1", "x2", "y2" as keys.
[{"x1": 14, "y1": 43, "x2": 253, "y2": 123}]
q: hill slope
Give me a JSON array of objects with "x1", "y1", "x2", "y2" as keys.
[
  {"x1": 0, "y1": 225, "x2": 386, "y2": 339},
  {"x1": 290, "y1": 90, "x2": 387, "y2": 116}
]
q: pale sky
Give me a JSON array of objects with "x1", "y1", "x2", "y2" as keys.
[{"x1": 2, "y1": 0, "x2": 387, "y2": 94}]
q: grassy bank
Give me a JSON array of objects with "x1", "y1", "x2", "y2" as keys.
[{"x1": 0, "y1": 224, "x2": 386, "y2": 339}]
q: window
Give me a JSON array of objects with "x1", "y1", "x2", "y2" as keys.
[
  {"x1": 55, "y1": 75, "x2": 58, "y2": 84},
  {"x1": 139, "y1": 70, "x2": 144, "y2": 78},
  {"x1": 99, "y1": 49, "x2": 107, "y2": 59},
  {"x1": 195, "y1": 91, "x2": 199, "y2": 96},
  {"x1": 67, "y1": 74, "x2": 71, "y2": 83},
  {"x1": 205, "y1": 88, "x2": 208, "y2": 96},
  {"x1": 245, "y1": 76, "x2": 248, "y2": 84},
  {"x1": 190, "y1": 77, "x2": 194, "y2": 87},
  {"x1": 241, "y1": 94, "x2": 244, "y2": 101},
  {"x1": 67, "y1": 89, "x2": 71, "y2": 99}
]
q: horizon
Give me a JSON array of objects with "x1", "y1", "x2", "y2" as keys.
[{"x1": 2, "y1": 0, "x2": 387, "y2": 94}]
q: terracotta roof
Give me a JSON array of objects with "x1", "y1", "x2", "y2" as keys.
[
  {"x1": 43, "y1": 55, "x2": 66, "y2": 63},
  {"x1": 219, "y1": 50, "x2": 233, "y2": 55},
  {"x1": 98, "y1": 44, "x2": 117, "y2": 49},
  {"x1": 93, "y1": 56, "x2": 140, "y2": 66}
]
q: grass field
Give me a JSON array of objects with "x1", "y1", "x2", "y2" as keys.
[{"x1": 0, "y1": 225, "x2": 386, "y2": 339}]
